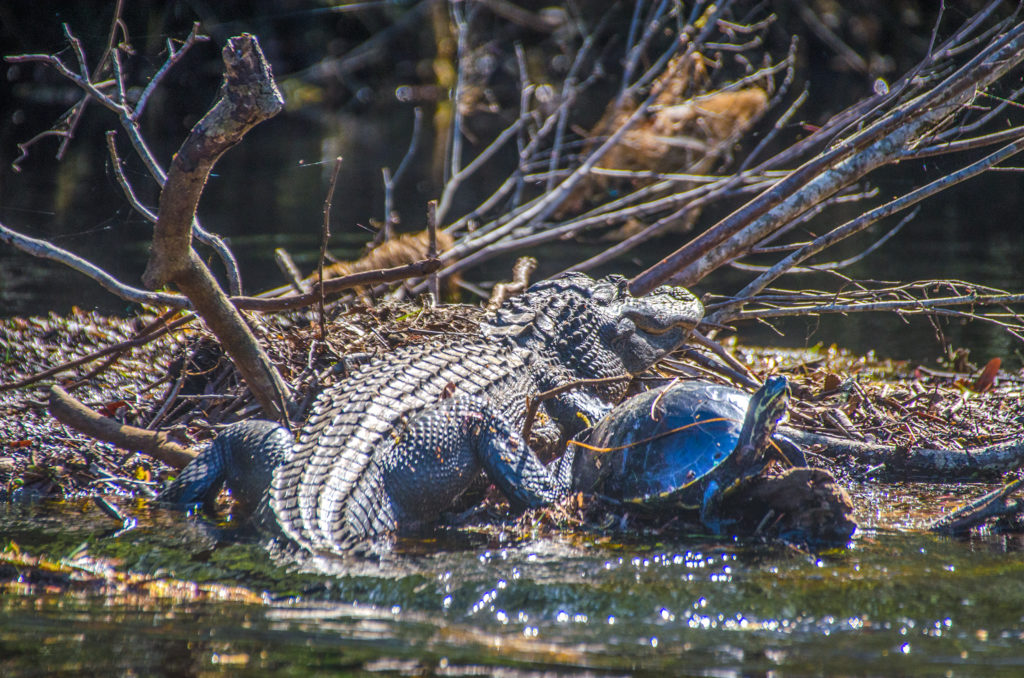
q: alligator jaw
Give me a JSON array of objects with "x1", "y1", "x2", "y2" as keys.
[
  {"x1": 611, "y1": 283, "x2": 704, "y2": 374},
  {"x1": 623, "y1": 284, "x2": 704, "y2": 335}
]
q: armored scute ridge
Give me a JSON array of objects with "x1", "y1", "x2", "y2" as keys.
[{"x1": 160, "y1": 273, "x2": 703, "y2": 555}]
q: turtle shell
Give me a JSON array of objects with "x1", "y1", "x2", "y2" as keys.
[{"x1": 574, "y1": 381, "x2": 753, "y2": 508}]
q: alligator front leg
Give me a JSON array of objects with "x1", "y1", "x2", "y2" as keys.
[
  {"x1": 379, "y1": 394, "x2": 571, "y2": 531},
  {"x1": 160, "y1": 396, "x2": 570, "y2": 548}
]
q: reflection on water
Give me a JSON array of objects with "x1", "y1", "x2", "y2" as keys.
[{"x1": 3, "y1": 494, "x2": 1024, "y2": 675}]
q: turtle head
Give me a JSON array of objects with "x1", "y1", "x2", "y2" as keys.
[{"x1": 736, "y1": 375, "x2": 790, "y2": 467}]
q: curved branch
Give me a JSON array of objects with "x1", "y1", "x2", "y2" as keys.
[
  {"x1": 49, "y1": 385, "x2": 196, "y2": 469},
  {"x1": 141, "y1": 34, "x2": 290, "y2": 422},
  {"x1": 0, "y1": 220, "x2": 189, "y2": 308}
]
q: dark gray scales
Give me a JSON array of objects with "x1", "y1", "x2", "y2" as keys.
[{"x1": 159, "y1": 273, "x2": 703, "y2": 555}]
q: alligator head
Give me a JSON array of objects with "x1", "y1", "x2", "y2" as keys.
[
  {"x1": 599, "y1": 274, "x2": 704, "y2": 373},
  {"x1": 484, "y1": 272, "x2": 703, "y2": 377}
]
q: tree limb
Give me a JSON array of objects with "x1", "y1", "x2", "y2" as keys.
[
  {"x1": 782, "y1": 427, "x2": 1024, "y2": 481},
  {"x1": 48, "y1": 385, "x2": 196, "y2": 469},
  {"x1": 141, "y1": 34, "x2": 291, "y2": 423},
  {"x1": 0, "y1": 220, "x2": 190, "y2": 308},
  {"x1": 929, "y1": 477, "x2": 1024, "y2": 534}
]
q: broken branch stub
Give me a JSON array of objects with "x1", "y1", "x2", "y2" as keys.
[{"x1": 142, "y1": 34, "x2": 291, "y2": 422}]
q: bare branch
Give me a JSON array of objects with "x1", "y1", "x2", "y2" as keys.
[
  {"x1": 436, "y1": 117, "x2": 524, "y2": 223},
  {"x1": 141, "y1": 34, "x2": 290, "y2": 422},
  {"x1": 631, "y1": 20, "x2": 1024, "y2": 293},
  {"x1": 274, "y1": 248, "x2": 308, "y2": 295},
  {"x1": 782, "y1": 427, "x2": 1024, "y2": 482},
  {"x1": 731, "y1": 207, "x2": 915, "y2": 273},
  {"x1": 49, "y1": 386, "x2": 196, "y2": 469},
  {"x1": 930, "y1": 477, "x2": 1024, "y2": 534},
  {"x1": 231, "y1": 258, "x2": 442, "y2": 313},
  {"x1": 723, "y1": 289, "x2": 1024, "y2": 328},
  {"x1": 133, "y1": 23, "x2": 209, "y2": 120},
  {"x1": 0, "y1": 220, "x2": 189, "y2": 308},
  {"x1": 320, "y1": 156, "x2": 344, "y2": 341},
  {"x1": 379, "y1": 107, "x2": 423, "y2": 243},
  {"x1": 717, "y1": 131, "x2": 1024, "y2": 313},
  {"x1": 106, "y1": 131, "x2": 157, "y2": 222}
]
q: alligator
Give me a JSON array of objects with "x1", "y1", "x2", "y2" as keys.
[{"x1": 159, "y1": 273, "x2": 703, "y2": 555}]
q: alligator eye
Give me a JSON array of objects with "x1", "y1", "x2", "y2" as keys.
[
  {"x1": 624, "y1": 310, "x2": 675, "y2": 334},
  {"x1": 592, "y1": 284, "x2": 618, "y2": 304}
]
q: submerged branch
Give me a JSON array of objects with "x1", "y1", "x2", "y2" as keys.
[{"x1": 929, "y1": 478, "x2": 1024, "y2": 534}]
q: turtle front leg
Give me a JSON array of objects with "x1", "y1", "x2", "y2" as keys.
[{"x1": 699, "y1": 479, "x2": 738, "y2": 535}]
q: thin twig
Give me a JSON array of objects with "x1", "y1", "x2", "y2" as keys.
[
  {"x1": 436, "y1": 117, "x2": 524, "y2": 224},
  {"x1": 445, "y1": 0, "x2": 470, "y2": 186},
  {"x1": 521, "y1": 376, "x2": 630, "y2": 441},
  {"x1": 320, "y1": 156, "x2": 343, "y2": 341},
  {"x1": 427, "y1": 200, "x2": 441, "y2": 302},
  {"x1": 379, "y1": 108, "x2": 423, "y2": 244},
  {"x1": 106, "y1": 130, "x2": 156, "y2": 221},
  {"x1": 133, "y1": 23, "x2": 209, "y2": 120},
  {"x1": 233, "y1": 259, "x2": 443, "y2": 312},
  {"x1": 55, "y1": 1, "x2": 126, "y2": 160}
]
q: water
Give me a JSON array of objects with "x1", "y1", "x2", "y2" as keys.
[{"x1": 3, "y1": 492, "x2": 1024, "y2": 676}]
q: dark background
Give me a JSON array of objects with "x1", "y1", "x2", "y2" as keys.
[{"x1": 1, "y1": 1, "x2": 1021, "y2": 366}]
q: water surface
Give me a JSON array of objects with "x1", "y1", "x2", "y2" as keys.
[{"x1": 3, "y1": 489, "x2": 1024, "y2": 676}]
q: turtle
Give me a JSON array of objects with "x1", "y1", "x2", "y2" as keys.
[{"x1": 566, "y1": 375, "x2": 803, "y2": 532}]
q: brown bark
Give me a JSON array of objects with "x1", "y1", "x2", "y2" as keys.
[
  {"x1": 141, "y1": 34, "x2": 290, "y2": 422},
  {"x1": 48, "y1": 386, "x2": 196, "y2": 469}
]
